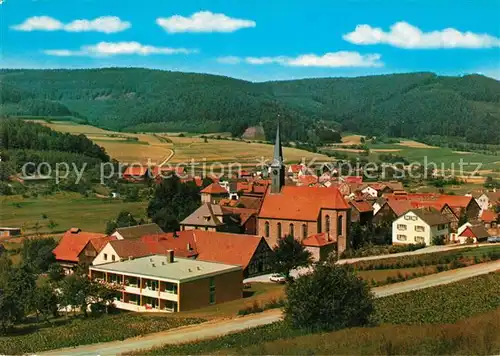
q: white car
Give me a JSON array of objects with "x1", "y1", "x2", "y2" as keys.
[{"x1": 269, "y1": 273, "x2": 286, "y2": 283}]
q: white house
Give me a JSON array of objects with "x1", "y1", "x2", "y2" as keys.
[
  {"x1": 361, "y1": 186, "x2": 378, "y2": 199},
  {"x1": 392, "y1": 209, "x2": 450, "y2": 246}
]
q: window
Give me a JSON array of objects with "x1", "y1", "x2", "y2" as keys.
[
  {"x1": 302, "y1": 224, "x2": 308, "y2": 239},
  {"x1": 396, "y1": 234, "x2": 407, "y2": 241},
  {"x1": 414, "y1": 225, "x2": 425, "y2": 232},
  {"x1": 397, "y1": 224, "x2": 407, "y2": 231},
  {"x1": 337, "y1": 215, "x2": 343, "y2": 235},
  {"x1": 209, "y1": 277, "x2": 216, "y2": 304},
  {"x1": 404, "y1": 215, "x2": 410, "y2": 220},
  {"x1": 415, "y1": 236, "x2": 425, "y2": 243},
  {"x1": 325, "y1": 215, "x2": 330, "y2": 233},
  {"x1": 289, "y1": 223, "x2": 294, "y2": 237},
  {"x1": 112, "y1": 255, "x2": 116, "y2": 261},
  {"x1": 411, "y1": 216, "x2": 418, "y2": 221},
  {"x1": 104, "y1": 253, "x2": 108, "y2": 260},
  {"x1": 277, "y1": 223, "x2": 282, "y2": 239},
  {"x1": 265, "y1": 221, "x2": 270, "y2": 238}
]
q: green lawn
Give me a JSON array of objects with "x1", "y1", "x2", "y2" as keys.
[
  {"x1": 0, "y1": 192, "x2": 147, "y2": 235},
  {"x1": 0, "y1": 313, "x2": 203, "y2": 355},
  {"x1": 134, "y1": 272, "x2": 500, "y2": 355}
]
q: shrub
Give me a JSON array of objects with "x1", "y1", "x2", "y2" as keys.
[{"x1": 285, "y1": 264, "x2": 374, "y2": 332}]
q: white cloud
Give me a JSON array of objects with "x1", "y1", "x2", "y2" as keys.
[
  {"x1": 44, "y1": 42, "x2": 198, "y2": 57},
  {"x1": 343, "y1": 21, "x2": 500, "y2": 49},
  {"x1": 11, "y1": 16, "x2": 130, "y2": 33},
  {"x1": 156, "y1": 11, "x2": 256, "y2": 33},
  {"x1": 219, "y1": 52, "x2": 383, "y2": 68}
]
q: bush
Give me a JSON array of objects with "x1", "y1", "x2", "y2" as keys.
[{"x1": 285, "y1": 264, "x2": 374, "y2": 332}]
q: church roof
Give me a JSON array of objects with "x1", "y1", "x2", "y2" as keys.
[{"x1": 259, "y1": 186, "x2": 350, "y2": 221}]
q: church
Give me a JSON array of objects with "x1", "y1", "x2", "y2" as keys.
[{"x1": 257, "y1": 124, "x2": 351, "y2": 255}]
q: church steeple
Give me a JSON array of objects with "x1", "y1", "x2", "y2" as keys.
[{"x1": 270, "y1": 120, "x2": 285, "y2": 194}]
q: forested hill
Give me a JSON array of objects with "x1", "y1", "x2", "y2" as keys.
[{"x1": 1, "y1": 69, "x2": 499, "y2": 144}]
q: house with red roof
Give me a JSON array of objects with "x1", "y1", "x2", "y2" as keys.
[
  {"x1": 78, "y1": 235, "x2": 117, "y2": 266},
  {"x1": 349, "y1": 199, "x2": 374, "y2": 224},
  {"x1": 480, "y1": 210, "x2": 498, "y2": 229},
  {"x1": 200, "y1": 183, "x2": 228, "y2": 204},
  {"x1": 302, "y1": 233, "x2": 337, "y2": 262},
  {"x1": 94, "y1": 230, "x2": 272, "y2": 278},
  {"x1": 122, "y1": 166, "x2": 151, "y2": 182},
  {"x1": 53, "y1": 228, "x2": 108, "y2": 273},
  {"x1": 458, "y1": 224, "x2": 490, "y2": 243}
]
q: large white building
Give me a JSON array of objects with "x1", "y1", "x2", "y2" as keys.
[
  {"x1": 89, "y1": 252, "x2": 242, "y2": 313},
  {"x1": 392, "y1": 209, "x2": 450, "y2": 246}
]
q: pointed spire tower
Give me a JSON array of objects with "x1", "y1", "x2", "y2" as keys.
[{"x1": 270, "y1": 118, "x2": 285, "y2": 193}]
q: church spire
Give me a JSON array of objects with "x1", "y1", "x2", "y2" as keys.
[
  {"x1": 270, "y1": 117, "x2": 285, "y2": 193},
  {"x1": 272, "y1": 120, "x2": 284, "y2": 166}
]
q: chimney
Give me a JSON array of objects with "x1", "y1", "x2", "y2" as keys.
[{"x1": 166, "y1": 250, "x2": 174, "y2": 263}]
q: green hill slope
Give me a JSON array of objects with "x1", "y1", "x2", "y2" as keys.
[{"x1": 1, "y1": 69, "x2": 499, "y2": 144}]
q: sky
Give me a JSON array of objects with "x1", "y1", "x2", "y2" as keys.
[{"x1": 1, "y1": 0, "x2": 499, "y2": 81}]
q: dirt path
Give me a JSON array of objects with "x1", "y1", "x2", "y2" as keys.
[{"x1": 40, "y1": 260, "x2": 500, "y2": 356}]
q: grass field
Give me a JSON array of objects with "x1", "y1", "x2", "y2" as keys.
[
  {"x1": 136, "y1": 272, "x2": 500, "y2": 355},
  {"x1": 0, "y1": 313, "x2": 203, "y2": 355},
  {"x1": 30, "y1": 120, "x2": 330, "y2": 166},
  {"x1": 0, "y1": 192, "x2": 147, "y2": 235},
  {"x1": 324, "y1": 135, "x2": 500, "y2": 174}
]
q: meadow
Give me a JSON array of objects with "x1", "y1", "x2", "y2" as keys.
[
  {"x1": 0, "y1": 192, "x2": 147, "y2": 235},
  {"x1": 30, "y1": 120, "x2": 330, "y2": 166},
  {"x1": 136, "y1": 272, "x2": 500, "y2": 355}
]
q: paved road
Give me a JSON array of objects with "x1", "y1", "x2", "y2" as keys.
[
  {"x1": 40, "y1": 260, "x2": 500, "y2": 356},
  {"x1": 244, "y1": 243, "x2": 493, "y2": 283}
]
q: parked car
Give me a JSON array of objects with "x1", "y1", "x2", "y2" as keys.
[
  {"x1": 487, "y1": 236, "x2": 500, "y2": 243},
  {"x1": 269, "y1": 273, "x2": 286, "y2": 283}
]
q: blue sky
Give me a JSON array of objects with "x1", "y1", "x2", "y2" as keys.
[{"x1": 1, "y1": 0, "x2": 499, "y2": 81}]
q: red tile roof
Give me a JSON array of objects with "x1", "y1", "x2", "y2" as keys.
[
  {"x1": 344, "y1": 176, "x2": 363, "y2": 184},
  {"x1": 164, "y1": 230, "x2": 268, "y2": 269},
  {"x1": 481, "y1": 210, "x2": 497, "y2": 223},
  {"x1": 123, "y1": 166, "x2": 149, "y2": 177},
  {"x1": 259, "y1": 186, "x2": 350, "y2": 221},
  {"x1": 200, "y1": 182, "x2": 228, "y2": 194},
  {"x1": 302, "y1": 232, "x2": 337, "y2": 247},
  {"x1": 288, "y1": 164, "x2": 303, "y2": 173},
  {"x1": 89, "y1": 236, "x2": 117, "y2": 253},
  {"x1": 152, "y1": 166, "x2": 185, "y2": 177},
  {"x1": 437, "y1": 195, "x2": 474, "y2": 209},
  {"x1": 53, "y1": 228, "x2": 107, "y2": 263},
  {"x1": 350, "y1": 200, "x2": 374, "y2": 213},
  {"x1": 298, "y1": 175, "x2": 318, "y2": 186},
  {"x1": 386, "y1": 200, "x2": 414, "y2": 216}
]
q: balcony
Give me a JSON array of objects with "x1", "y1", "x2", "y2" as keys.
[
  {"x1": 124, "y1": 285, "x2": 141, "y2": 295},
  {"x1": 159, "y1": 290, "x2": 178, "y2": 302},
  {"x1": 142, "y1": 288, "x2": 160, "y2": 298}
]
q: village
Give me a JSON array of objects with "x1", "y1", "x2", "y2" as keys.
[{"x1": 31, "y1": 125, "x2": 500, "y2": 315}]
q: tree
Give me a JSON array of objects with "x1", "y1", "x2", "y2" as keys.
[
  {"x1": 284, "y1": 264, "x2": 374, "y2": 332},
  {"x1": 270, "y1": 235, "x2": 312, "y2": 280},
  {"x1": 147, "y1": 175, "x2": 200, "y2": 232},
  {"x1": 0, "y1": 289, "x2": 22, "y2": 334},
  {"x1": 458, "y1": 211, "x2": 468, "y2": 226},
  {"x1": 21, "y1": 237, "x2": 57, "y2": 273},
  {"x1": 47, "y1": 263, "x2": 65, "y2": 284},
  {"x1": 105, "y1": 211, "x2": 139, "y2": 234},
  {"x1": 33, "y1": 283, "x2": 59, "y2": 322},
  {"x1": 60, "y1": 273, "x2": 92, "y2": 317}
]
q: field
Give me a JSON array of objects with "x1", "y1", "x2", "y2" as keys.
[
  {"x1": 30, "y1": 120, "x2": 330, "y2": 166},
  {"x1": 0, "y1": 192, "x2": 147, "y2": 235},
  {"x1": 137, "y1": 272, "x2": 500, "y2": 355},
  {"x1": 0, "y1": 313, "x2": 203, "y2": 355},
  {"x1": 325, "y1": 140, "x2": 500, "y2": 174}
]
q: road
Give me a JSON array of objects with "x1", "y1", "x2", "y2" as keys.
[
  {"x1": 40, "y1": 260, "x2": 500, "y2": 356},
  {"x1": 244, "y1": 243, "x2": 493, "y2": 283}
]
